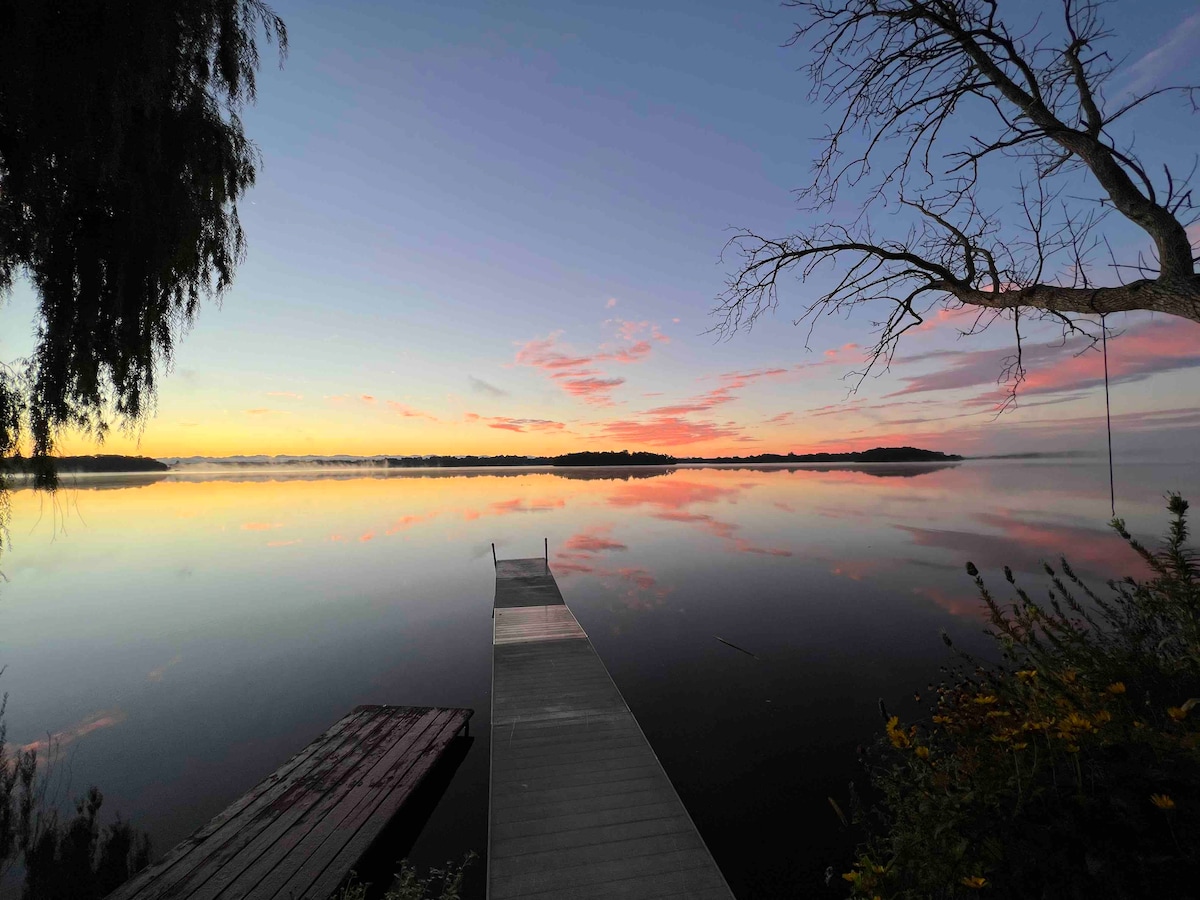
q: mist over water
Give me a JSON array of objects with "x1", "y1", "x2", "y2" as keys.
[{"x1": 1, "y1": 460, "x2": 1194, "y2": 897}]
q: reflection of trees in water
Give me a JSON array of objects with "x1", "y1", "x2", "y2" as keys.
[
  {"x1": 0, "y1": 462, "x2": 960, "y2": 494},
  {"x1": 678, "y1": 462, "x2": 961, "y2": 478}
]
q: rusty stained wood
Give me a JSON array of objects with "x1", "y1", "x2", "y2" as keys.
[
  {"x1": 106, "y1": 704, "x2": 471, "y2": 900},
  {"x1": 489, "y1": 558, "x2": 733, "y2": 899}
]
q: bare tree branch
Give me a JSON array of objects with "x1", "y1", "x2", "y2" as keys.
[{"x1": 718, "y1": 0, "x2": 1200, "y2": 390}]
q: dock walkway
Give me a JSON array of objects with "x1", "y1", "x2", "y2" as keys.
[
  {"x1": 108, "y1": 704, "x2": 472, "y2": 900},
  {"x1": 489, "y1": 557, "x2": 733, "y2": 899}
]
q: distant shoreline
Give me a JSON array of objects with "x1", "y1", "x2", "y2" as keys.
[{"x1": 0, "y1": 447, "x2": 965, "y2": 475}]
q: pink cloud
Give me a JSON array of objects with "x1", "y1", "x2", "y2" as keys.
[
  {"x1": 242, "y1": 522, "x2": 283, "y2": 531},
  {"x1": 515, "y1": 326, "x2": 664, "y2": 407},
  {"x1": 823, "y1": 342, "x2": 860, "y2": 360},
  {"x1": 606, "y1": 297, "x2": 618, "y2": 309},
  {"x1": 387, "y1": 401, "x2": 439, "y2": 421},
  {"x1": 598, "y1": 416, "x2": 744, "y2": 446},
  {"x1": 558, "y1": 375, "x2": 626, "y2": 403},
  {"x1": 889, "y1": 319, "x2": 1200, "y2": 402},
  {"x1": 593, "y1": 366, "x2": 789, "y2": 447},
  {"x1": 360, "y1": 395, "x2": 376, "y2": 404},
  {"x1": 267, "y1": 539, "x2": 303, "y2": 547},
  {"x1": 477, "y1": 416, "x2": 567, "y2": 433},
  {"x1": 266, "y1": 391, "x2": 303, "y2": 400}
]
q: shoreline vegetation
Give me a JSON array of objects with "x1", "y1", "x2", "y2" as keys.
[{"x1": 2, "y1": 447, "x2": 963, "y2": 475}]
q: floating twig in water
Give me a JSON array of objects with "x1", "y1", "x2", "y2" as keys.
[{"x1": 714, "y1": 635, "x2": 759, "y2": 659}]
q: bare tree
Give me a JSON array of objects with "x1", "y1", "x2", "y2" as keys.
[{"x1": 718, "y1": 0, "x2": 1199, "y2": 385}]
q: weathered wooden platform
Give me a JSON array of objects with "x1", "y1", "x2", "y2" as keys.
[
  {"x1": 489, "y1": 557, "x2": 733, "y2": 899},
  {"x1": 107, "y1": 704, "x2": 472, "y2": 900}
]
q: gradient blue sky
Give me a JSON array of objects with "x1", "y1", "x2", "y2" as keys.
[{"x1": 2, "y1": 0, "x2": 1199, "y2": 458}]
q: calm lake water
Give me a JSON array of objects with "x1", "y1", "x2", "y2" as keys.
[{"x1": 1, "y1": 460, "x2": 1196, "y2": 897}]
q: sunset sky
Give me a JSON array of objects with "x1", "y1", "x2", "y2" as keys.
[{"x1": 2, "y1": 0, "x2": 1199, "y2": 460}]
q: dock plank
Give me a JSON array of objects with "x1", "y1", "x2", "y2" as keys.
[
  {"x1": 106, "y1": 704, "x2": 470, "y2": 900},
  {"x1": 489, "y1": 558, "x2": 732, "y2": 899}
]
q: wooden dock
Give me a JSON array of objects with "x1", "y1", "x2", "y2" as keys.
[
  {"x1": 489, "y1": 557, "x2": 733, "y2": 899},
  {"x1": 107, "y1": 704, "x2": 472, "y2": 900}
]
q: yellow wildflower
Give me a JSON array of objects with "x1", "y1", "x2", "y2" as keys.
[
  {"x1": 915, "y1": 745, "x2": 930, "y2": 759},
  {"x1": 1062, "y1": 669, "x2": 1077, "y2": 683},
  {"x1": 1106, "y1": 682, "x2": 1126, "y2": 695},
  {"x1": 972, "y1": 694, "x2": 998, "y2": 705},
  {"x1": 1168, "y1": 706, "x2": 1188, "y2": 721},
  {"x1": 842, "y1": 871, "x2": 860, "y2": 884},
  {"x1": 1012, "y1": 741, "x2": 1029, "y2": 750},
  {"x1": 1151, "y1": 794, "x2": 1176, "y2": 810},
  {"x1": 932, "y1": 715, "x2": 949, "y2": 724},
  {"x1": 1063, "y1": 711, "x2": 1092, "y2": 732},
  {"x1": 1093, "y1": 710, "x2": 1112, "y2": 726},
  {"x1": 1065, "y1": 743, "x2": 1080, "y2": 753},
  {"x1": 960, "y1": 875, "x2": 988, "y2": 888},
  {"x1": 1016, "y1": 670, "x2": 1038, "y2": 681},
  {"x1": 886, "y1": 716, "x2": 911, "y2": 749}
]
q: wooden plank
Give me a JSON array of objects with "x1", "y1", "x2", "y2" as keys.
[
  {"x1": 106, "y1": 704, "x2": 471, "y2": 900},
  {"x1": 109, "y1": 706, "x2": 401, "y2": 900},
  {"x1": 272, "y1": 711, "x2": 471, "y2": 900},
  {"x1": 493, "y1": 558, "x2": 565, "y2": 609},
  {"x1": 180, "y1": 708, "x2": 443, "y2": 900},
  {"x1": 488, "y1": 559, "x2": 732, "y2": 899}
]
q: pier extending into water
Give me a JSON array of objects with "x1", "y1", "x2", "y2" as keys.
[{"x1": 489, "y1": 555, "x2": 733, "y2": 899}]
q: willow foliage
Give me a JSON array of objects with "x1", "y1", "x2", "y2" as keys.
[{"x1": 0, "y1": 0, "x2": 286, "y2": 465}]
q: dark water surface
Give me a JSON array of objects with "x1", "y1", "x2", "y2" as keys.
[{"x1": 1, "y1": 460, "x2": 1195, "y2": 897}]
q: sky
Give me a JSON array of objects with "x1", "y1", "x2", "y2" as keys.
[{"x1": 2, "y1": 0, "x2": 1200, "y2": 460}]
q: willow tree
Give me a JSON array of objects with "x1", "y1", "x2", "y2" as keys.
[
  {"x1": 718, "y1": 0, "x2": 1199, "y2": 384},
  {"x1": 0, "y1": 0, "x2": 286, "y2": 467}
]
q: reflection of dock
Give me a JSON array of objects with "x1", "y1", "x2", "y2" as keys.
[{"x1": 489, "y1": 556, "x2": 733, "y2": 899}]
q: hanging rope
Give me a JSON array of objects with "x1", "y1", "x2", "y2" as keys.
[{"x1": 1101, "y1": 314, "x2": 1115, "y2": 517}]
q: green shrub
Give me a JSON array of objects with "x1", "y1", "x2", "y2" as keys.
[
  {"x1": 335, "y1": 852, "x2": 476, "y2": 900},
  {"x1": 843, "y1": 495, "x2": 1200, "y2": 898}
]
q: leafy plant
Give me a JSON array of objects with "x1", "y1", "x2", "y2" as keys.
[
  {"x1": 842, "y1": 495, "x2": 1200, "y2": 898},
  {"x1": 335, "y1": 852, "x2": 477, "y2": 900}
]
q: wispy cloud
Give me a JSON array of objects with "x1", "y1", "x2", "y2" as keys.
[
  {"x1": 515, "y1": 332, "x2": 627, "y2": 405},
  {"x1": 468, "y1": 375, "x2": 508, "y2": 397},
  {"x1": 464, "y1": 412, "x2": 566, "y2": 433},
  {"x1": 388, "y1": 401, "x2": 439, "y2": 421},
  {"x1": 888, "y1": 319, "x2": 1200, "y2": 403},
  {"x1": 1121, "y1": 12, "x2": 1200, "y2": 96},
  {"x1": 514, "y1": 324, "x2": 667, "y2": 406},
  {"x1": 266, "y1": 391, "x2": 304, "y2": 400}
]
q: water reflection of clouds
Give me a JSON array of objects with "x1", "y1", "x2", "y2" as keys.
[
  {"x1": 606, "y1": 477, "x2": 793, "y2": 557},
  {"x1": 896, "y1": 516, "x2": 1143, "y2": 580},
  {"x1": 19, "y1": 709, "x2": 126, "y2": 756},
  {"x1": 552, "y1": 526, "x2": 671, "y2": 610}
]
